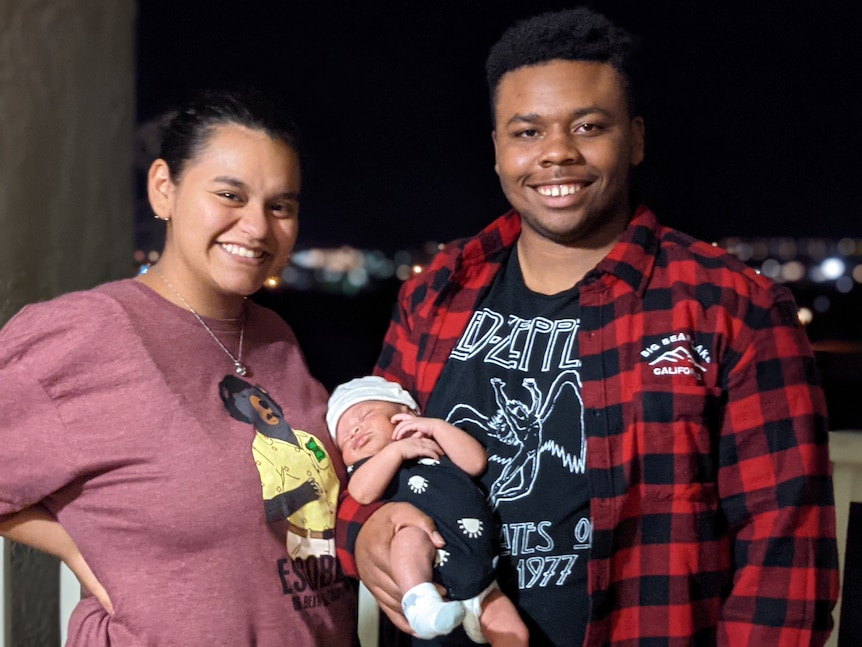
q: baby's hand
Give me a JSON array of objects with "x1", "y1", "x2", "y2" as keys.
[
  {"x1": 394, "y1": 436, "x2": 444, "y2": 462},
  {"x1": 390, "y1": 411, "x2": 417, "y2": 425},
  {"x1": 391, "y1": 413, "x2": 446, "y2": 442}
]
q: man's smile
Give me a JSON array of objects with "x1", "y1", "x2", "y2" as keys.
[{"x1": 535, "y1": 183, "x2": 585, "y2": 198}]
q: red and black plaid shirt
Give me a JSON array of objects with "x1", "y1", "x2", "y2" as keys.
[{"x1": 336, "y1": 206, "x2": 839, "y2": 645}]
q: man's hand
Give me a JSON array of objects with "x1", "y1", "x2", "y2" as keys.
[{"x1": 354, "y1": 501, "x2": 444, "y2": 633}]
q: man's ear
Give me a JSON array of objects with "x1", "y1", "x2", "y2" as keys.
[
  {"x1": 147, "y1": 159, "x2": 175, "y2": 220},
  {"x1": 630, "y1": 116, "x2": 645, "y2": 167},
  {"x1": 492, "y1": 130, "x2": 500, "y2": 175}
]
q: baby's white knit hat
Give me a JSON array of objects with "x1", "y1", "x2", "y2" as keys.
[{"x1": 326, "y1": 376, "x2": 419, "y2": 440}]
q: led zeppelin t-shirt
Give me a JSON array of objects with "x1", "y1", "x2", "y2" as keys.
[{"x1": 425, "y1": 250, "x2": 590, "y2": 646}]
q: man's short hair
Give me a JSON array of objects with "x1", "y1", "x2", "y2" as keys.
[{"x1": 485, "y1": 7, "x2": 642, "y2": 118}]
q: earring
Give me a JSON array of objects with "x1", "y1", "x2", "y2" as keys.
[{"x1": 153, "y1": 214, "x2": 169, "y2": 222}]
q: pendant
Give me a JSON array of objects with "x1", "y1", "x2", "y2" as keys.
[{"x1": 235, "y1": 362, "x2": 249, "y2": 377}]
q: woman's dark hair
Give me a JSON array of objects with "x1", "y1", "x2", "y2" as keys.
[
  {"x1": 485, "y1": 7, "x2": 642, "y2": 119},
  {"x1": 159, "y1": 89, "x2": 301, "y2": 180}
]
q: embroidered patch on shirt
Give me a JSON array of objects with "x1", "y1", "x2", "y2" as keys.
[{"x1": 640, "y1": 332, "x2": 711, "y2": 380}]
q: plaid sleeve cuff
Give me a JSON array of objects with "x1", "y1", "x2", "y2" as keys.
[{"x1": 335, "y1": 491, "x2": 383, "y2": 578}]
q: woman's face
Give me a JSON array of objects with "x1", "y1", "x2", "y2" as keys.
[{"x1": 149, "y1": 123, "x2": 300, "y2": 312}]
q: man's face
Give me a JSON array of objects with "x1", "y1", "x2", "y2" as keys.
[{"x1": 492, "y1": 59, "x2": 644, "y2": 248}]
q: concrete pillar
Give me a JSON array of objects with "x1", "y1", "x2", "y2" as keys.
[
  {"x1": 0, "y1": 0, "x2": 135, "y2": 321},
  {"x1": 0, "y1": 1, "x2": 135, "y2": 644}
]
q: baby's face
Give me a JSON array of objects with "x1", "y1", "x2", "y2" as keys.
[{"x1": 336, "y1": 400, "x2": 407, "y2": 466}]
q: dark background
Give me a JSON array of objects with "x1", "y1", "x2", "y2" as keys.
[
  {"x1": 135, "y1": 1, "x2": 862, "y2": 424},
  {"x1": 136, "y1": 0, "x2": 862, "y2": 248}
]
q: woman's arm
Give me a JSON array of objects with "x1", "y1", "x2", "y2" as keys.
[{"x1": 0, "y1": 505, "x2": 114, "y2": 614}]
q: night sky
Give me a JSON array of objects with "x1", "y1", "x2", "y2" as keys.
[{"x1": 135, "y1": 1, "x2": 862, "y2": 252}]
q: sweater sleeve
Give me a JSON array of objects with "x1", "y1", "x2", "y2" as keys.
[
  {"x1": 0, "y1": 365, "x2": 76, "y2": 520},
  {"x1": 716, "y1": 286, "x2": 839, "y2": 645},
  {"x1": 0, "y1": 302, "x2": 95, "y2": 521}
]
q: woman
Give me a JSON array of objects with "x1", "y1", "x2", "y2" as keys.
[{"x1": 0, "y1": 90, "x2": 357, "y2": 645}]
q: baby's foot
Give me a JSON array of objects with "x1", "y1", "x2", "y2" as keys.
[{"x1": 402, "y1": 582, "x2": 465, "y2": 639}]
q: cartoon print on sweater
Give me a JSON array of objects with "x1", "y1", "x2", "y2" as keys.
[
  {"x1": 447, "y1": 369, "x2": 585, "y2": 508},
  {"x1": 219, "y1": 375, "x2": 338, "y2": 559}
]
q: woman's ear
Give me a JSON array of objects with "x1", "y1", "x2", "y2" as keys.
[{"x1": 147, "y1": 159, "x2": 174, "y2": 221}]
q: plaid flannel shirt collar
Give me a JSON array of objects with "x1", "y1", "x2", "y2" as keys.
[
  {"x1": 589, "y1": 204, "x2": 661, "y2": 297},
  {"x1": 454, "y1": 204, "x2": 661, "y2": 297}
]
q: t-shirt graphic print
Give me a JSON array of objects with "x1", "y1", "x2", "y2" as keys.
[
  {"x1": 425, "y1": 253, "x2": 590, "y2": 646},
  {"x1": 448, "y1": 368, "x2": 585, "y2": 509},
  {"x1": 219, "y1": 374, "x2": 344, "y2": 606}
]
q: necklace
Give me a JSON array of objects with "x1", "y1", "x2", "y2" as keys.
[{"x1": 153, "y1": 269, "x2": 249, "y2": 377}]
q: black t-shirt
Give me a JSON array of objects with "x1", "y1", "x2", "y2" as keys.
[{"x1": 424, "y1": 250, "x2": 590, "y2": 646}]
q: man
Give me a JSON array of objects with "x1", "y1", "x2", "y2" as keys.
[{"x1": 337, "y1": 7, "x2": 839, "y2": 645}]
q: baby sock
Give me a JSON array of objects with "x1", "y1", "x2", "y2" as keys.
[{"x1": 401, "y1": 582, "x2": 465, "y2": 639}]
